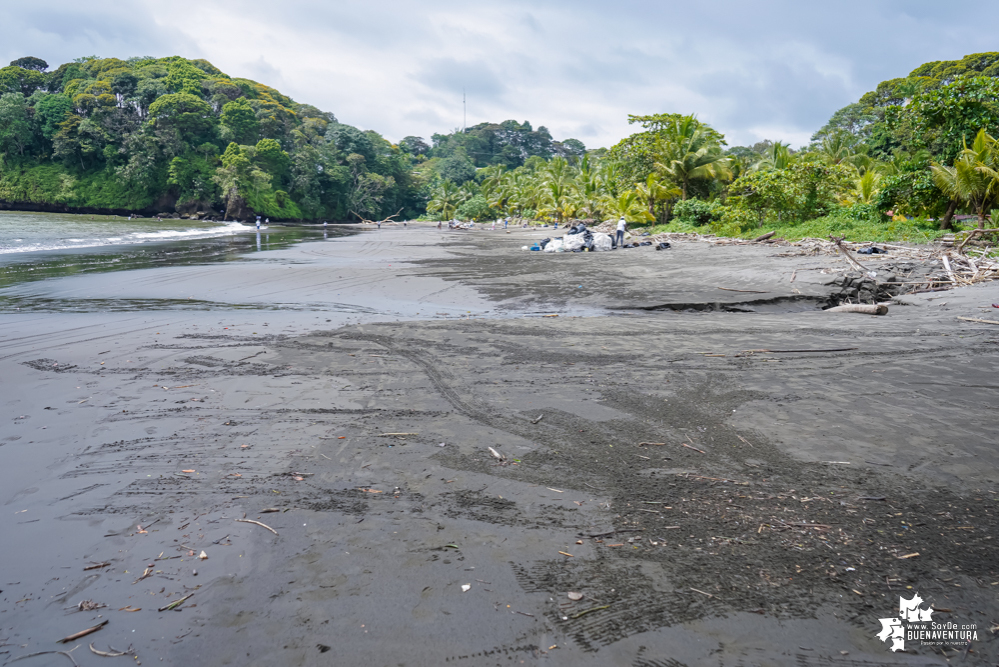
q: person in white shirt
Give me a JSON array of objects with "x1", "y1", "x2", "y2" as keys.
[{"x1": 616, "y1": 216, "x2": 626, "y2": 247}]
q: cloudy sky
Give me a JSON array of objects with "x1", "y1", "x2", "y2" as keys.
[{"x1": 4, "y1": 1, "x2": 998, "y2": 149}]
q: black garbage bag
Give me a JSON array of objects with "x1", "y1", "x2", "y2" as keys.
[
  {"x1": 639, "y1": 241, "x2": 653, "y2": 246},
  {"x1": 539, "y1": 237, "x2": 551, "y2": 249},
  {"x1": 654, "y1": 242, "x2": 671, "y2": 251},
  {"x1": 856, "y1": 246, "x2": 888, "y2": 255}
]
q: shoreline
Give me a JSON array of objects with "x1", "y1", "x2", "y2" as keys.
[{"x1": 1, "y1": 226, "x2": 996, "y2": 665}]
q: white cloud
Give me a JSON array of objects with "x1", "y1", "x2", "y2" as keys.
[{"x1": 2, "y1": 0, "x2": 997, "y2": 149}]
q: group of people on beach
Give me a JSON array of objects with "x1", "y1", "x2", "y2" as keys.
[{"x1": 383, "y1": 215, "x2": 629, "y2": 243}]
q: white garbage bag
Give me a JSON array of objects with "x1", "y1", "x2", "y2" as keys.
[
  {"x1": 593, "y1": 233, "x2": 613, "y2": 251},
  {"x1": 543, "y1": 238, "x2": 563, "y2": 253},
  {"x1": 563, "y1": 234, "x2": 586, "y2": 252}
]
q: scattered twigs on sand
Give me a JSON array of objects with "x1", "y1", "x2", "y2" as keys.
[
  {"x1": 647, "y1": 230, "x2": 999, "y2": 293},
  {"x1": 10, "y1": 649, "x2": 80, "y2": 667},
  {"x1": 57, "y1": 620, "x2": 108, "y2": 644},
  {"x1": 158, "y1": 593, "x2": 194, "y2": 612},
  {"x1": 679, "y1": 473, "x2": 748, "y2": 485},
  {"x1": 583, "y1": 528, "x2": 645, "y2": 538},
  {"x1": 680, "y1": 441, "x2": 706, "y2": 454},
  {"x1": 235, "y1": 518, "x2": 278, "y2": 535}
]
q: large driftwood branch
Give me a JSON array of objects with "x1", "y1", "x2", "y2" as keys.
[
  {"x1": 828, "y1": 236, "x2": 870, "y2": 272},
  {"x1": 351, "y1": 208, "x2": 404, "y2": 225},
  {"x1": 956, "y1": 228, "x2": 999, "y2": 254}
]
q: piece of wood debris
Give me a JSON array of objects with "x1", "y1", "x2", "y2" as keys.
[
  {"x1": 9, "y1": 650, "x2": 80, "y2": 667},
  {"x1": 89, "y1": 643, "x2": 130, "y2": 657},
  {"x1": 158, "y1": 593, "x2": 193, "y2": 612},
  {"x1": 235, "y1": 518, "x2": 278, "y2": 535},
  {"x1": 57, "y1": 619, "x2": 108, "y2": 643},
  {"x1": 717, "y1": 287, "x2": 768, "y2": 293},
  {"x1": 826, "y1": 304, "x2": 888, "y2": 315},
  {"x1": 957, "y1": 316, "x2": 999, "y2": 325}
]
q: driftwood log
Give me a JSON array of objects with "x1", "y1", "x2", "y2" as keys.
[
  {"x1": 825, "y1": 304, "x2": 888, "y2": 315},
  {"x1": 752, "y1": 231, "x2": 776, "y2": 242}
]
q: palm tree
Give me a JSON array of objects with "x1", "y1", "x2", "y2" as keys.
[
  {"x1": 753, "y1": 141, "x2": 792, "y2": 171},
  {"x1": 634, "y1": 174, "x2": 681, "y2": 222},
  {"x1": 817, "y1": 132, "x2": 855, "y2": 165},
  {"x1": 572, "y1": 155, "x2": 605, "y2": 219},
  {"x1": 426, "y1": 180, "x2": 465, "y2": 220},
  {"x1": 854, "y1": 170, "x2": 881, "y2": 204},
  {"x1": 931, "y1": 129, "x2": 999, "y2": 229},
  {"x1": 600, "y1": 190, "x2": 655, "y2": 223},
  {"x1": 653, "y1": 115, "x2": 732, "y2": 199}
]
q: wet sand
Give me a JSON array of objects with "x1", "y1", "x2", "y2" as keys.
[{"x1": 2, "y1": 225, "x2": 997, "y2": 666}]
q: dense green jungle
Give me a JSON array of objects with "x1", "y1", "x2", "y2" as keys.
[{"x1": 2, "y1": 53, "x2": 999, "y2": 240}]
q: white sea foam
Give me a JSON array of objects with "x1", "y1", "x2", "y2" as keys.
[{"x1": 0, "y1": 221, "x2": 251, "y2": 254}]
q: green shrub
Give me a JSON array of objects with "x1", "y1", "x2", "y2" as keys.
[
  {"x1": 671, "y1": 198, "x2": 725, "y2": 225},
  {"x1": 711, "y1": 207, "x2": 756, "y2": 236},
  {"x1": 839, "y1": 202, "x2": 881, "y2": 221},
  {"x1": 455, "y1": 194, "x2": 492, "y2": 221}
]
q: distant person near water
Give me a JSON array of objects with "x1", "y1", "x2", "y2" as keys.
[{"x1": 616, "y1": 216, "x2": 626, "y2": 247}]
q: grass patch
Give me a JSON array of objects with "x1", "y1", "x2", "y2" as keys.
[{"x1": 645, "y1": 214, "x2": 965, "y2": 244}]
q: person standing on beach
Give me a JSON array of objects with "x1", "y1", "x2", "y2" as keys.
[{"x1": 616, "y1": 216, "x2": 626, "y2": 247}]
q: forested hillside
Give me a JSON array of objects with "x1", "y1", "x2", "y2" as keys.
[
  {"x1": 0, "y1": 55, "x2": 588, "y2": 221},
  {"x1": 0, "y1": 55, "x2": 425, "y2": 219}
]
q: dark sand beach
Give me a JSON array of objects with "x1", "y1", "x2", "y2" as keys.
[{"x1": 2, "y1": 224, "x2": 997, "y2": 666}]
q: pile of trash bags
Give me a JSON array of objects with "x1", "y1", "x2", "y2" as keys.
[
  {"x1": 525, "y1": 221, "x2": 671, "y2": 253},
  {"x1": 527, "y1": 222, "x2": 611, "y2": 252}
]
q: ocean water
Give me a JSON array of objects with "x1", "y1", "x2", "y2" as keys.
[
  {"x1": 0, "y1": 211, "x2": 345, "y2": 291},
  {"x1": 0, "y1": 211, "x2": 251, "y2": 254}
]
